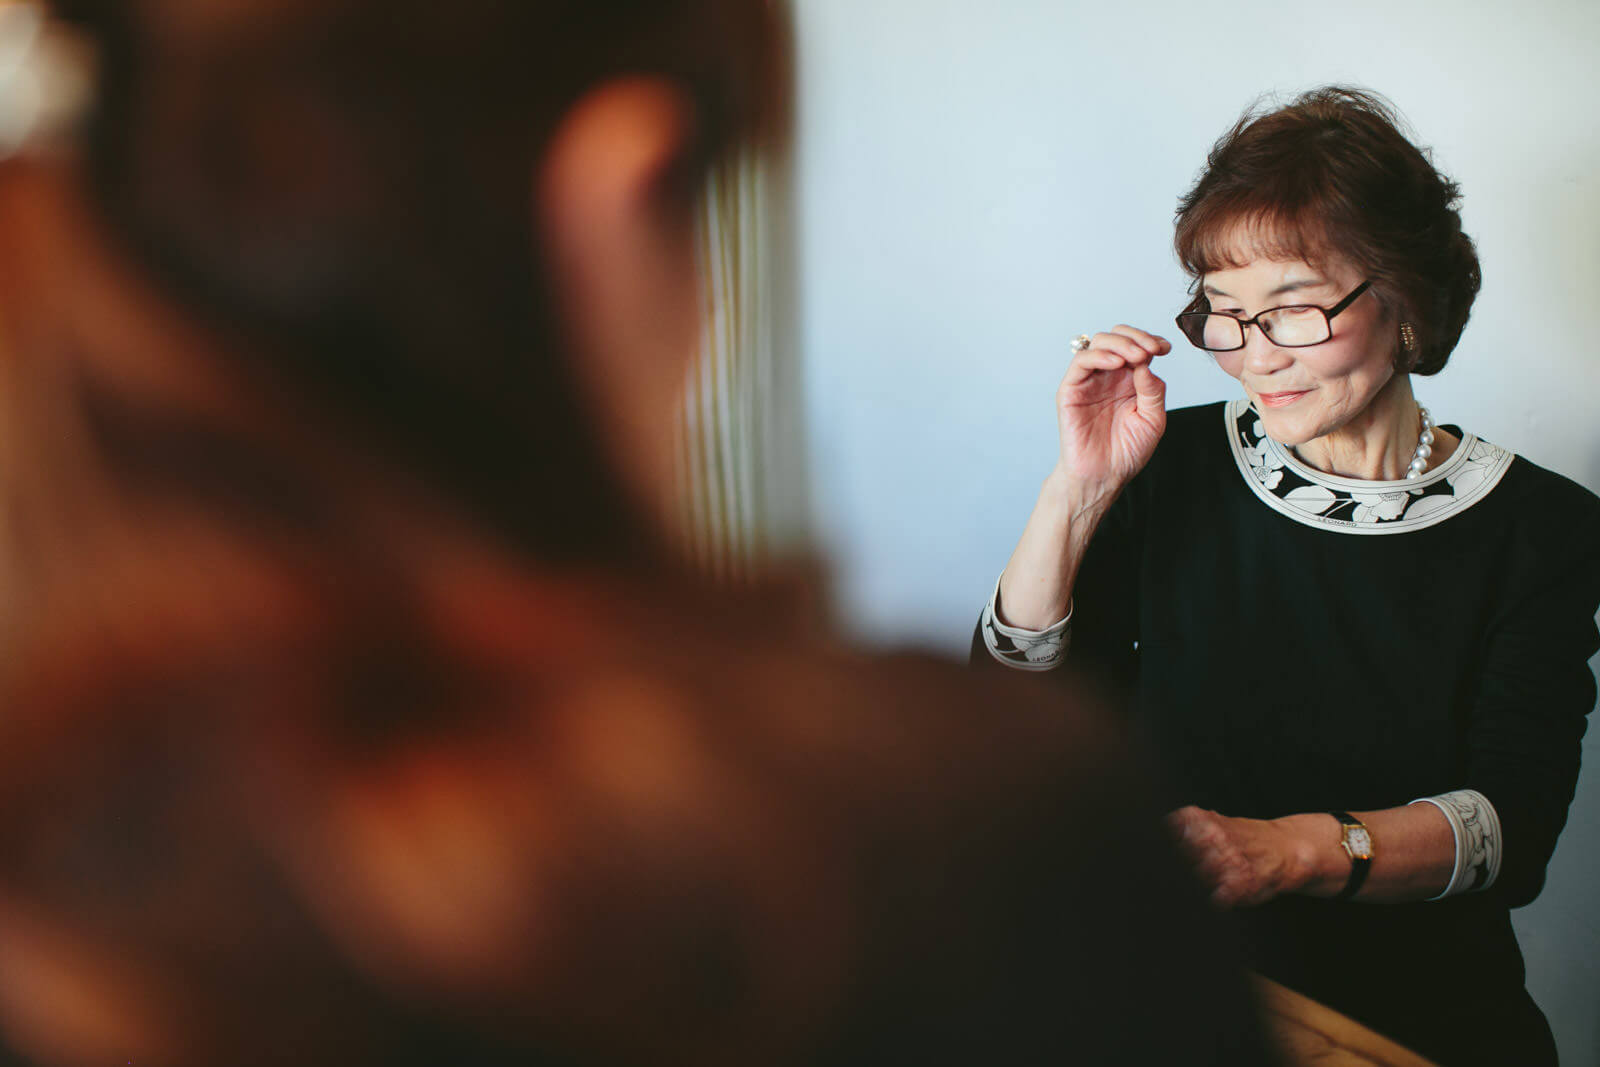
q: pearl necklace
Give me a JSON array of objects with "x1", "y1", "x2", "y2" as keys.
[{"x1": 1405, "y1": 406, "x2": 1435, "y2": 480}]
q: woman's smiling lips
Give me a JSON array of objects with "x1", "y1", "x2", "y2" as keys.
[{"x1": 1256, "y1": 390, "x2": 1311, "y2": 408}]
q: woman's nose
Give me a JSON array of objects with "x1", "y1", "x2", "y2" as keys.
[{"x1": 1240, "y1": 327, "x2": 1295, "y2": 376}]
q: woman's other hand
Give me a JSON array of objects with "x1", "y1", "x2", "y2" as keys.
[
  {"x1": 1056, "y1": 327, "x2": 1170, "y2": 513},
  {"x1": 1166, "y1": 805, "x2": 1317, "y2": 909}
]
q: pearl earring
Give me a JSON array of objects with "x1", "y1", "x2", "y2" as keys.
[{"x1": 1400, "y1": 322, "x2": 1419, "y2": 352}]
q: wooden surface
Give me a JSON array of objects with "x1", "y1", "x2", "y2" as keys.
[{"x1": 1254, "y1": 976, "x2": 1438, "y2": 1067}]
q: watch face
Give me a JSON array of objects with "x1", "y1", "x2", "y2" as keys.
[{"x1": 1345, "y1": 826, "x2": 1373, "y2": 860}]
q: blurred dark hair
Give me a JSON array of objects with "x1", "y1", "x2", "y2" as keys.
[
  {"x1": 1174, "y1": 86, "x2": 1480, "y2": 376},
  {"x1": 48, "y1": 0, "x2": 786, "y2": 560}
]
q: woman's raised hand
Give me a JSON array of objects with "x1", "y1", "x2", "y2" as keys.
[
  {"x1": 995, "y1": 325, "x2": 1171, "y2": 630},
  {"x1": 1055, "y1": 326, "x2": 1170, "y2": 512}
]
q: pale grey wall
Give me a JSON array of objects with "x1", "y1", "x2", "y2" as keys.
[{"x1": 789, "y1": 0, "x2": 1600, "y2": 1061}]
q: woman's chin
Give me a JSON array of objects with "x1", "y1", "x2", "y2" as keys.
[{"x1": 1252, "y1": 406, "x2": 1323, "y2": 448}]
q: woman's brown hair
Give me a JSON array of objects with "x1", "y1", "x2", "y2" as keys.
[{"x1": 1174, "y1": 86, "x2": 1480, "y2": 376}]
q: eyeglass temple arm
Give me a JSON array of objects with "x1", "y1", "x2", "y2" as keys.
[{"x1": 1325, "y1": 279, "x2": 1372, "y2": 319}]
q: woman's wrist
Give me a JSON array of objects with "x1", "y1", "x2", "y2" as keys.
[
  {"x1": 998, "y1": 469, "x2": 1119, "y2": 631},
  {"x1": 1274, "y1": 812, "x2": 1350, "y2": 897},
  {"x1": 1043, "y1": 466, "x2": 1116, "y2": 531}
]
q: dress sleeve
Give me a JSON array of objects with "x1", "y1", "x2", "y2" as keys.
[
  {"x1": 975, "y1": 574, "x2": 1073, "y2": 671},
  {"x1": 969, "y1": 476, "x2": 1146, "y2": 695},
  {"x1": 1466, "y1": 494, "x2": 1600, "y2": 907}
]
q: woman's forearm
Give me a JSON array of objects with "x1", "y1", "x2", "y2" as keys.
[
  {"x1": 1171, "y1": 800, "x2": 1462, "y2": 907},
  {"x1": 996, "y1": 469, "x2": 1113, "y2": 630},
  {"x1": 1278, "y1": 803, "x2": 1456, "y2": 901}
]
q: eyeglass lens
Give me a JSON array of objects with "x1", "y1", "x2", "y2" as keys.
[{"x1": 1180, "y1": 306, "x2": 1331, "y2": 352}]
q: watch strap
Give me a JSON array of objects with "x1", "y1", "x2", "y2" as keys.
[{"x1": 1330, "y1": 811, "x2": 1371, "y2": 902}]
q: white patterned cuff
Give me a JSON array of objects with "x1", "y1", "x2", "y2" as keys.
[
  {"x1": 1411, "y1": 790, "x2": 1502, "y2": 900},
  {"x1": 979, "y1": 573, "x2": 1071, "y2": 672}
]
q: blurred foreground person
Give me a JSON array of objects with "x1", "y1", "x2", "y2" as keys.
[{"x1": 0, "y1": 2, "x2": 1270, "y2": 1064}]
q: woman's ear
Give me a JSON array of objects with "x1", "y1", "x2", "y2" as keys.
[{"x1": 536, "y1": 78, "x2": 702, "y2": 524}]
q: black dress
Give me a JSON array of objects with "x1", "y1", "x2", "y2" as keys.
[{"x1": 974, "y1": 400, "x2": 1600, "y2": 1066}]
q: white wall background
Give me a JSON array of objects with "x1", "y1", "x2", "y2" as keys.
[{"x1": 788, "y1": 0, "x2": 1600, "y2": 1061}]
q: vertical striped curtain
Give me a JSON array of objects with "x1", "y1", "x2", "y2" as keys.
[
  {"x1": 675, "y1": 147, "x2": 777, "y2": 580},
  {"x1": 0, "y1": 3, "x2": 91, "y2": 160}
]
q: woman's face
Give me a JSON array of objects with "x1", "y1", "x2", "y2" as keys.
[{"x1": 1203, "y1": 250, "x2": 1398, "y2": 446}]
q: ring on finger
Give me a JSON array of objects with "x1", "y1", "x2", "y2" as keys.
[{"x1": 1070, "y1": 333, "x2": 1093, "y2": 353}]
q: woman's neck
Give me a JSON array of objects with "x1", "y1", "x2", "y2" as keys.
[{"x1": 1293, "y1": 374, "x2": 1429, "y2": 481}]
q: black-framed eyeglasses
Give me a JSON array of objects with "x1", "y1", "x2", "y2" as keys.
[{"x1": 1175, "y1": 280, "x2": 1372, "y2": 352}]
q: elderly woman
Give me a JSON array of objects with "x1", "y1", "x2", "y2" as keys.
[{"x1": 975, "y1": 87, "x2": 1600, "y2": 1066}]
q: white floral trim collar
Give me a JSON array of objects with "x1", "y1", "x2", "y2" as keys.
[{"x1": 1224, "y1": 398, "x2": 1514, "y2": 535}]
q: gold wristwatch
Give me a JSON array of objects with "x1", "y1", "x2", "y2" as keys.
[{"x1": 1331, "y1": 811, "x2": 1372, "y2": 901}]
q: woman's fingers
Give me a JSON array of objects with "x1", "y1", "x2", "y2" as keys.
[
  {"x1": 1107, "y1": 324, "x2": 1172, "y2": 356},
  {"x1": 1063, "y1": 325, "x2": 1169, "y2": 385},
  {"x1": 1165, "y1": 806, "x2": 1211, "y2": 849},
  {"x1": 1166, "y1": 807, "x2": 1291, "y2": 909},
  {"x1": 1089, "y1": 331, "x2": 1159, "y2": 365},
  {"x1": 1060, "y1": 350, "x2": 1131, "y2": 388},
  {"x1": 1070, "y1": 349, "x2": 1131, "y2": 374},
  {"x1": 1132, "y1": 363, "x2": 1168, "y2": 408},
  {"x1": 1062, "y1": 327, "x2": 1171, "y2": 383},
  {"x1": 1168, "y1": 807, "x2": 1244, "y2": 902}
]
